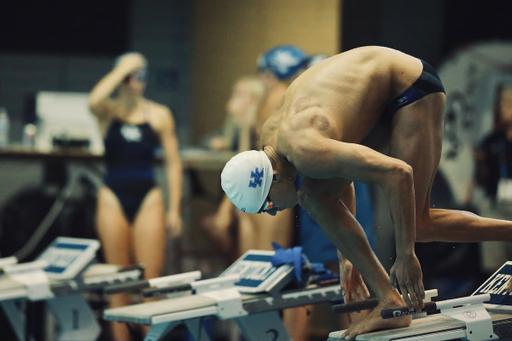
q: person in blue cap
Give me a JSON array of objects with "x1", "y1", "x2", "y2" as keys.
[
  {"x1": 221, "y1": 46, "x2": 512, "y2": 339},
  {"x1": 252, "y1": 45, "x2": 311, "y2": 340},
  {"x1": 256, "y1": 44, "x2": 309, "y2": 131},
  {"x1": 241, "y1": 45, "x2": 310, "y2": 259}
]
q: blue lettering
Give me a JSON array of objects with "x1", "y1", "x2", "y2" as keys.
[{"x1": 249, "y1": 168, "x2": 264, "y2": 188}]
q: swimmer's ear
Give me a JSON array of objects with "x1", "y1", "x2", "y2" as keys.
[{"x1": 272, "y1": 170, "x2": 279, "y2": 182}]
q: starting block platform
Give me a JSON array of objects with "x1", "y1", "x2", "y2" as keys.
[
  {"x1": 328, "y1": 261, "x2": 512, "y2": 341},
  {"x1": 0, "y1": 237, "x2": 144, "y2": 341},
  {"x1": 103, "y1": 249, "x2": 342, "y2": 341}
]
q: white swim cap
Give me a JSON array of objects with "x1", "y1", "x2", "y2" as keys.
[{"x1": 221, "y1": 150, "x2": 273, "y2": 213}]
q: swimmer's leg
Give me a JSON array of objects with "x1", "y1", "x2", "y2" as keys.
[
  {"x1": 96, "y1": 187, "x2": 135, "y2": 341},
  {"x1": 299, "y1": 178, "x2": 411, "y2": 339},
  {"x1": 133, "y1": 188, "x2": 166, "y2": 337},
  {"x1": 200, "y1": 195, "x2": 236, "y2": 254},
  {"x1": 391, "y1": 92, "x2": 512, "y2": 244}
]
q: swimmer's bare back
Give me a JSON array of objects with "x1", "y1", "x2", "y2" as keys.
[{"x1": 260, "y1": 46, "x2": 423, "y2": 154}]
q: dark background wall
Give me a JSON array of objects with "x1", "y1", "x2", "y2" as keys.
[
  {"x1": 342, "y1": 0, "x2": 512, "y2": 67},
  {"x1": 2, "y1": 0, "x2": 512, "y2": 146},
  {"x1": 0, "y1": 0, "x2": 193, "y2": 145}
]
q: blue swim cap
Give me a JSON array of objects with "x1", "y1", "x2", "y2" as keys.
[{"x1": 257, "y1": 45, "x2": 309, "y2": 80}]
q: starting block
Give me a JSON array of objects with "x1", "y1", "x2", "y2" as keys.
[
  {"x1": 0, "y1": 237, "x2": 144, "y2": 341},
  {"x1": 328, "y1": 261, "x2": 512, "y2": 341},
  {"x1": 103, "y1": 249, "x2": 343, "y2": 341}
]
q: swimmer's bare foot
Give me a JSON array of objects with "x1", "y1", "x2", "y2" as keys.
[
  {"x1": 199, "y1": 212, "x2": 234, "y2": 254},
  {"x1": 342, "y1": 292, "x2": 412, "y2": 340}
]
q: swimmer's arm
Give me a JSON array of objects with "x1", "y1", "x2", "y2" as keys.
[
  {"x1": 293, "y1": 138, "x2": 416, "y2": 260},
  {"x1": 88, "y1": 59, "x2": 143, "y2": 117},
  {"x1": 88, "y1": 70, "x2": 125, "y2": 117},
  {"x1": 158, "y1": 107, "x2": 183, "y2": 220},
  {"x1": 298, "y1": 178, "x2": 389, "y2": 300}
]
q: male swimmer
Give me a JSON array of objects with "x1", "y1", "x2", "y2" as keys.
[{"x1": 221, "y1": 46, "x2": 512, "y2": 338}]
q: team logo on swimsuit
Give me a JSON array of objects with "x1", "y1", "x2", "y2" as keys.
[
  {"x1": 121, "y1": 124, "x2": 142, "y2": 142},
  {"x1": 397, "y1": 96, "x2": 409, "y2": 105},
  {"x1": 248, "y1": 168, "x2": 264, "y2": 188}
]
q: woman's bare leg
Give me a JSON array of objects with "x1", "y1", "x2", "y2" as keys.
[
  {"x1": 132, "y1": 188, "x2": 167, "y2": 336},
  {"x1": 238, "y1": 208, "x2": 293, "y2": 254},
  {"x1": 237, "y1": 211, "x2": 258, "y2": 256},
  {"x1": 283, "y1": 306, "x2": 312, "y2": 341},
  {"x1": 132, "y1": 188, "x2": 166, "y2": 281},
  {"x1": 201, "y1": 195, "x2": 236, "y2": 254},
  {"x1": 96, "y1": 187, "x2": 134, "y2": 341},
  {"x1": 255, "y1": 209, "x2": 293, "y2": 250}
]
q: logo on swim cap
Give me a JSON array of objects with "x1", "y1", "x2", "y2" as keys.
[
  {"x1": 221, "y1": 151, "x2": 273, "y2": 214},
  {"x1": 249, "y1": 168, "x2": 264, "y2": 188},
  {"x1": 257, "y1": 45, "x2": 308, "y2": 80}
]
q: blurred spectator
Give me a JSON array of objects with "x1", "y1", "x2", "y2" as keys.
[
  {"x1": 476, "y1": 82, "x2": 512, "y2": 204},
  {"x1": 88, "y1": 52, "x2": 183, "y2": 341},
  {"x1": 256, "y1": 44, "x2": 309, "y2": 130},
  {"x1": 202, "y1": 45, "x2": 309, "y2": 260},
  {"x1": 254, "y1": 44, "x2": 310, "y2": 341},
  {"x1": 474, "y1": 82, "x2": 512, "y2": 272},
  {"x1": 200, "y1": 76, "x2": 265, "y2": 255},
  {"x1": 202, "y1": 45, "x2": 308, "y2": 339},
  {"x1": 203, "y1": 76, "x2": 264, "y2": 152}
]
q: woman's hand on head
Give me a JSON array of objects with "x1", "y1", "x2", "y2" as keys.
[{"x1": 116, "y1": 53, "x2": 147, "y2": 74}]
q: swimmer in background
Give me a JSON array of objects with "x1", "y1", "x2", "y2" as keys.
[
  {"x1": 221, "y1": 46, "x2": 512, "y2": 338},
  {"x1": 202, "y1": 46, "x2": 309, "y2": 258},
  {"x1": 88, "y1": 52, "x2": 183, "y2": 341},
  {"x1": 256, "y1": 45, "x2": 310, "y2": 133},
  {"x1": 201, "y1": 76, "x2": 265, "y2": 255},
  {"x1": 207, "y1": 45, "x2": 310, "y2": 341},
  {"x1": 243, "y1": 45, "x2": 309, "y2": 254},
  {"x1": 255, "y1": 45, "x2": 313, "y2": 341}
]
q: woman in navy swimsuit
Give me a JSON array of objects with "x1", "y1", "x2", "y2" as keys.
[{"x1": 89, "y1": 52, "x2": 183, "y2": 341}]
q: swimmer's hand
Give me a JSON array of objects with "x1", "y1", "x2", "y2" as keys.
[
  {"x1": 116, "y1": 53, "x2": 147, "y2": 75},
  {"x1": 166, "y1": 211, "x2": 182, "y2": 238},
  {"x1": 389, "y1": 253, "x2": 424, "y2": 312},
  {"x1": 340, "y1": 258, "x2": 370, "y2": 304},
  {"x1": 209, "y1": 136, "x2": 228, "y2": 151}
]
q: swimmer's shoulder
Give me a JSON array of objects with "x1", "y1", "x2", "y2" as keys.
[
  {"x1": 331, "y1": 46, "x2": 405, "y2": 71},
  {"x1": 341, "y1": 45, "x2": 404, "y2": 59},
  {"x1": 147, "y1": 101, "x2": 177, "y2": 133}
]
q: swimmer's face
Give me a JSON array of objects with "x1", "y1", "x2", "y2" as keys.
[
  {"x1": 227, "y1": 82, "x2": 255, "y2": 117},
  {"x1": 264, "y1": 175, "x2": 298, "y2": 216},
  {"x1": 500, "y1": 88, "x2": 512, "y2": 124},
  {"x1": 121, "y1": 70, "x2": 147, "y2": 96}
]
